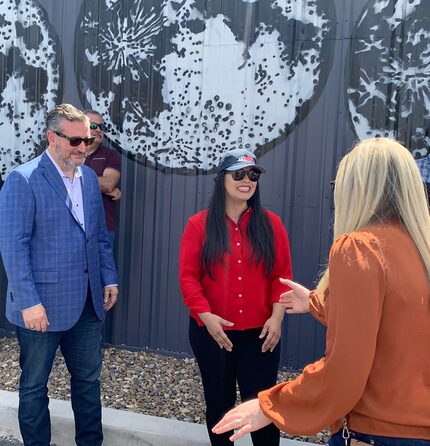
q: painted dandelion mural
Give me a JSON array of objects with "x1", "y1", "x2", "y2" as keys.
[
  {"x1": 0, "y1": 0, "x2": 62, "y2": 179},
  {"x1": 76, "y1": 0, "x2": 336, "y2": 172},
  {"x1": 95, "y1": 5, "x2": 165, "y2": 81},
  {"x1": 347, "y1": 0, "x2": 430, "y2": 158}
]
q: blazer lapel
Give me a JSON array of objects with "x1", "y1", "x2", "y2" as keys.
[
  {"x1": 81, "y1": 168, "x2": 92, "y2": 232},
  {"x1": 39, "y1": 151, "x2": 84, "y2": 230},
  {"x1": 40, "y1": 152, "x2": 69, "y2": 203}
]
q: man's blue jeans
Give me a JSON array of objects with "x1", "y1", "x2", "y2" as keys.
[
  {"x1": 330, "y1": 430, "x2": 430, "y2": 446},
  {"x1": 16, "y1": 296, "x2": 103, "y2": 446}
]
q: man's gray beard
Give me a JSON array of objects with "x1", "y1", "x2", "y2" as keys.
[{"x1": 55, "y1": 143, "x2": 84, "y2": 169}]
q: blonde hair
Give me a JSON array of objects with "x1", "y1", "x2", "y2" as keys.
[{"x1": 318, "y1": 137, "x2": 430, "y2": 292}]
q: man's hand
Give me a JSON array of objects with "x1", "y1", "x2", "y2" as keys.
[
  {"x1": 22, "y1": 304, "x2": 49, "y2": 332},
  {"x1": 105, "y1": 187, "x2": 121, "y2": 201},
  {"x1": 198, "y1": 312, "x2": 234, "y2": 351},
  {"x1": 104, "y1": 286, "x2": 118, "y2": 311}
]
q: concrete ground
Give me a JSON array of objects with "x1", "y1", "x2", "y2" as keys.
[{"x1": 0, "y1": 390, "x2": 315, "y2": 446}]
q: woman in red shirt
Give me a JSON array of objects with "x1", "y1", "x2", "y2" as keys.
[
  {"x1": 212, "y1": 138, "x2": 430, "y2": 446},
  {"x1": 179, "y1": 149, "x2": 292, "y2": 446}
]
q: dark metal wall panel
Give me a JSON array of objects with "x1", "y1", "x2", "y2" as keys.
[{"x1": 1, "y1": 0, "x2": 429, "y2": 369}]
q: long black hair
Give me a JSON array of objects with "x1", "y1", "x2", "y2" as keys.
[{"x1": 201, "y1": 173, "x2": 275, "y2": 278}]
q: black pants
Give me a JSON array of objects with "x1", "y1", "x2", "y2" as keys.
[{"x1": 189, "y1": 318, "x2": 281, "y2": 446}]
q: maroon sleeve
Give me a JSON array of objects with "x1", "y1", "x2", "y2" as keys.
[{"x1": 104, "y1": 147, "x2": 121, "y2": 173}]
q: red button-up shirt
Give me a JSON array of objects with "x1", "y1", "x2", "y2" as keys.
[{"x1": 179, "y1": 208, "x2": 292, "y2": 330}]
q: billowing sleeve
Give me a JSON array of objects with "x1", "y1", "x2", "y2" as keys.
[
  {"x1": 179, "y1": 218, "x2": 211, "y2": 314},
  {"x1": 269, "y1": 214, "x2": 293, "y2": 303},
  {"x1": 309, "y1": 290, "x2": 327, "y2": 326},
  {"x1": 258, "y1": 232, "x2": 386, "y2": 435}
]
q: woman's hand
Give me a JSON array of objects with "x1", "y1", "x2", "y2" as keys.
[
  {"x1": 259, "y1": 303, "x2": 284, "y2": 352},
  {"x1": 279, "y1": 278, "x2": 310, "y2": 314},
  {"x1": 198, "y1": 312, "x2": 234, "y2": 351},
  {"x1": 212, "y1": 399, "x2": 272, "y2": 441}
]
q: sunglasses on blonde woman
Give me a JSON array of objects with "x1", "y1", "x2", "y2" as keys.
[{"x1": 230, "y1": 169, "x2": 261, "y2": 182}]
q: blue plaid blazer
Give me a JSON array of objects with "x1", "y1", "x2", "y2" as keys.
[{"x1": 0, "y1": 151, "x2": 118, "y2": 331}]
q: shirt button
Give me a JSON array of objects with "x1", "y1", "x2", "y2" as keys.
[
  {"x1": 239, "y1": 310, "x2": 243, "y2": 314},
  {"x1": 238, "y1": 276, "x2": 242, "y2": 280},
  {"x1": 235, "y1": 228, "x2": 239, "y2": 231},
  {"x1": 236, "y1": 242, "x2": 240, "y2": 246},
  {"x1": 238, "y1": 259, "x2": 242, "y2": 264},
  {"x1": 238, "y1": 293, "x2": 243, "y2": 298}
]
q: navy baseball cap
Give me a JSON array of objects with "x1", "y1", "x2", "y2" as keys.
[{"x1": 217, "y1": 149, "x2": 265, "y2": 174}]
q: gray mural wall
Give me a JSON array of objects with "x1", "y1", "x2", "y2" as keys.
[{"x1": 0, "y1": 0, "x2": 429, "y2": 369}]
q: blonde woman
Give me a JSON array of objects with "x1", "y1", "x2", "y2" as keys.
[{"x1": 213, "y1": 138, "x2": 430, "y2": 446}]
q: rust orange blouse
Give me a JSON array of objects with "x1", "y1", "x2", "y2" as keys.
[{"x1": 259, "y1": 223, "x2": 430, "y2": 439}]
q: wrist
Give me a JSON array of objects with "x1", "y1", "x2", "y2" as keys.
[
  {"x1": 271, "y1": 303, "x2": 285, "y2": 321},
  {"x1": 198, "y1": 311, "x2": 212, "y2": 323}
]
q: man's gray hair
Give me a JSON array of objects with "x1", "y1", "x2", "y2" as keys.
[{"x1": 46, "y1": 104, "x2": 88, "y2": 133}]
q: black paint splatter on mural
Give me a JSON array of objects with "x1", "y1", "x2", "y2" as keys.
[
  {"x1": 347, "y1": 0, "x2": 430, "y2": 159},
  {"x1": 76, "y1": 0, "x2": 336, "y2": 172},
  {"x1": 0, "y1": 0, "x2": 62, "y2": 179}
]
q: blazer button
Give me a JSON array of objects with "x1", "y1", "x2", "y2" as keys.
[
  {"x1": 84, "y1": 269, "x2": 88, "y2": 274},
  {"x1": 86, "y1": 239, "x2": 90, "y2": 244}
]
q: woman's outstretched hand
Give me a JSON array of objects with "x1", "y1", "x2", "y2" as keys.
[
  {"x1": 279, "y1": 278, "x2": 310, "y2": 314},
  {"x1": 212, "y1": 399, "x2": 271, "y2": 441}
]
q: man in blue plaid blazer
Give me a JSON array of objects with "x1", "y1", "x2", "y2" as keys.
[{"x1": 0, "y1": 104, "x2": 118, "y2": 446}]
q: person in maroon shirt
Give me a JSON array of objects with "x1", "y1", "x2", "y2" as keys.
[
  {"x1": 179, "y1": 149, "x2": 292, "y2": 446},
  {"x1": 84, "y1": 110, "x2": 121, "y2": 248}
]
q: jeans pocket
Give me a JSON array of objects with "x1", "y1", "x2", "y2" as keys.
[{"x1": 351, "y1": 432, "x2": 385, "y2": 446}]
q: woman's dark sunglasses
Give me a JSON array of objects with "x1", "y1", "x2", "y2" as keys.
[
  {"x1": 230, "y1": 169, "x2": 261, "y2": 182},
  {"x1": 89, "y1": 122, "x2": 106, "y2": 131},
  {"x1": 53, "y1": 131, "x2": 95, "y2": 147}
]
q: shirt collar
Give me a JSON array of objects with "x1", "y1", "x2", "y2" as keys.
[
  {"x1": 46, "y1": 149, "x2": 83, "y2": 180},
  {"x1": 226, "y1": 207, "x2": 252, "y2": 227}
]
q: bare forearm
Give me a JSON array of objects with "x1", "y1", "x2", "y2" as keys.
[
  {"x1": 98, "y1": 176, "x2": 117, "y2": 193},
  {"x1": 271, "y1": 302, "x2": 285, "y2": 322}
]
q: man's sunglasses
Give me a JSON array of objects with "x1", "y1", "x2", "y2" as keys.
[
  {"x1": 230, "y1": 169, "x2": 261, "y2": 182},
  {"x1": 89, "y1": 122, "x2": 106, "y2": 131},
  {"x1": 53, "y1": 131, "x2": 95, "y2": 147}
]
